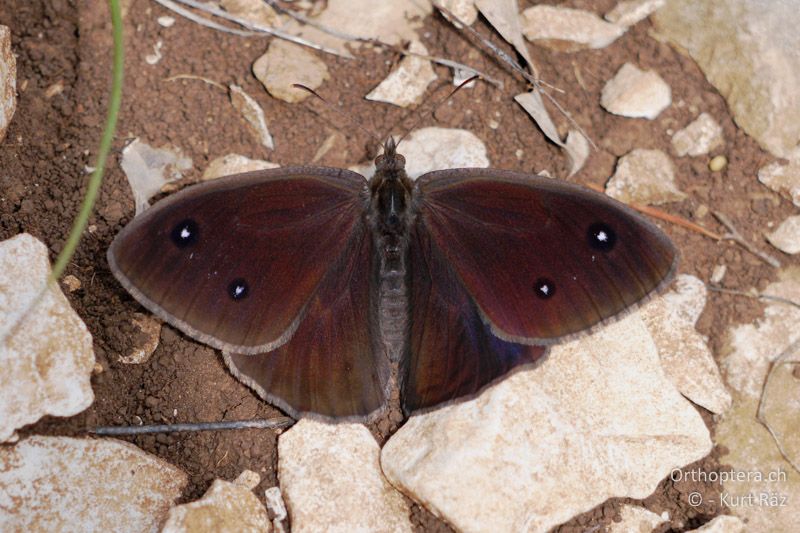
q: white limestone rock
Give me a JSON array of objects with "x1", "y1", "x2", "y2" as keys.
[
  {"x1": 758, "y1": 146, "x2": 800, "y2": 207},
  {"x1": 601, "y1": 63, "x2": 672, "y2": 119},
  {"x1": 120, "y1": 138, "x2": 192, "y2": 214},
  {"x1": 0, "y1": 234, "x2": 95, "y2": 442},
  {"x1": 653, "y1": 0, "x2": 800, "y2": 158},
  {"x1": 0, "y1": 25, "x2": 16, "y2": 142},
  {"x1": 381, "y1": 314, "x2": 711, "y2": 533},
  {"x1": 253, "y1": 40, "x2": 329, "y2": 104},
  {"x1": 366, "y1": 41, "x2": 437, "y2": 108},
  {"x1": 202, "y1": 153, "x2": 279, "y2": 181},
  {"x1": 641, "y1": 275, "x2": 731, "y2": 414},
  {"x1": 278, "y1": 419, "x2": 412, "y2": 533},
  {"x1": 118, "y1": 312, "x2": 162, "y2": 365},
  {"x1": 671, "y1": 112, "x2": 724, "y2": 157},
  {"x1": 767, "y1": 215, "x2": 800, "y2": 255},
  {"x1": 608, "y1": 504, "x2": 667, "y2": 533},
  {"x1": 521, "y1": 5, "x2": 626, "y2": 52},
  {"x1": 606, "y1": 148, "x2": 686, "y2": 205},
  {"x1": 162, "y1": 470, "x2": 271, "y2": 533},
  {"x1": 688, "y1": 514, "x2": 745, "y2": 532},
  {"x1": 605, "y1": 0, "x2": 666, "y2": 28},
  {"x1": 0, "y1": 436, "x2": 187, "y2": 532}
]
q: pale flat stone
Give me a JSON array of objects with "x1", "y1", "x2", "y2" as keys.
[
  {"x1": 605, "y1": 0, "x2": 665, "y2": 28},
  {"x1": 229, "y1": 84, "x2": 274, "y2": 150},
  {"x1": 157, "y1": 16, "x2": 175, "y2": 28},
  {"x1": 202, "y1": 154, "x2": 279, "y2": 181},
  {"x1": 439, "y1": 0, "x2": 478, "y2": 25},
  {"x1": 287, "y1": 0, "x2": 430, "y2": 57},
  {"x1": 521, "y1": 5, "x2": 626, "y2": 52},
  {"x1": 606, "y1": 148, "x2": 686, "y2": 205},
  {"x1": 220, "y1": 0, "x2": 282, "y2": 28},
  {"x1": 264, "y1": 486, "x2": 288, "y2": 533},
  {"x1": 476, "y1": 0, "x2": 535, "y2": 68},
  {"x1": 641, "y1": 275, "x2": 731, "y2": 414},
  {"x1": 758, "y1": 146, "x2": 800, "y2": 207},
  {"x1": 715, "y1": 396, "x2": 800, "y2": 531},
  {"x1": 721, "y1": 268, "x2": 800, "y2": 399},
  {"x1": 278, "y1": 419, "x2": 412, "y2": 533},
  {"x1": 672, "y1": 112, "x2": 724, "y2": 156},
  {"x1": 381, "y1": 314, "x2": 712, "y2": 533},
  {"x1": 118, "y1": 312, "x2": 162, "y2": 365},
  {"x1": 653, "y1": 0, "x2": 800, "y2": 158},
  {"x1": 767, "y1": 215, "x2": 800, "y2": 255},
  {"x1": 62, "y1": 274, "x2": 82, "y2": 292},
  {"x1": 601, "y1": 63, "x2": 671, "y2": 119},
  {"x1": 608, "y1": 504, "x2": 667, "y2": 533},
  {"x1": 253, "y1": 40, "x2": 329, "y2": 103},
  {"x1": 120, "y1": 138, "x2": 192, "y2": 214},
  {"x1": 162, "y1": 470, "x2": 271, "y2": 533},
  {"x1": 688, "y1": 515, "x2": 745, "y2": 532},
  {"x1": 0, "y1": 234, "x2": 95, "y2": 442},
  {"x1": 0, "y1": 436, "x2": 187, "y2": 532},
  {"x1": 0, "y1": 25, "x2": 16, "y2": 142},
  {"x1": 366, "y1": 41, "x2": 437, "y2": 108}
]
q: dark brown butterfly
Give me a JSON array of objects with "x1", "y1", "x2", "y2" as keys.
[{"x1": 108, "y1": 138, "x2": 677, "y2": 422}]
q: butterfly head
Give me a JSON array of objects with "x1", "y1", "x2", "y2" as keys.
[{"x1": 374, "y1": 137, "x2": 406, "y2": 177}]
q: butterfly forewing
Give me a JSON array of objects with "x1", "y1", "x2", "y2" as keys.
[
  {"x1": 108, "y1": 168, "x2": 368, "y2": 354},
  {"x1": 413, "y1": 169, "x2": 678, "y2": 344},
  {"x1": 224, "y1": 226, "x2": 389, "y2": 420}
]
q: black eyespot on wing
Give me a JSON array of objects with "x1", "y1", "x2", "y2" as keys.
[
  {"x1": 170, "y1": 219, "x2": 199, "y2": 248},
  {"x1": 228, "y1": 278, "x2": 249, "y2": 300},
  {"x1": 533, "y1": 277, "x2": 556, "y2": 299},
  {"x1": 587, "y1": 222, "x2": 616, "y2": 252}
]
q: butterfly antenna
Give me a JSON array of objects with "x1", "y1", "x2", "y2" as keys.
[
  {"x1": 292, "y1": 83, "x2": 384, "y2": 151},
  {"x1": 395, "y1": 75, "x2": 480, "y2": 147}
]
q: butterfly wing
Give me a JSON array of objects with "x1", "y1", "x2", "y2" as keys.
[
  {"x1": 108, "y1": 167, "x2": 369, "y2": 354},
  {"x1": 403, "y1": 220, "x2": 547, "y2": 413},
  {"x1": 224, "y1": 229, "x2": 389, "y2": 420},
  {"x1": 412, "y1": 169, "x2": 678, "y2": 345}
]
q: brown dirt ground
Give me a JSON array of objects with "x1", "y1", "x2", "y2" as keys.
[{"x1": 2, "y1": 0, "x2": 797, "y2": 531}]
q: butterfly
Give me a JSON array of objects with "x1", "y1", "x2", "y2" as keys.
[{"x1": 107, "y1": 137, "x2": 677, "y2": 422}]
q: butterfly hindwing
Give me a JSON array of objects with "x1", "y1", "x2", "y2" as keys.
[
  {"x1": 224, "y1": 226, "x2": 389, "y2": 420},
  {"x1": 108, "y1": 167, "x2": 369, "y2": 354},
  {"x1": 403, "y1": 220, "x2": 547, "y2": 414},
  {"x1": 413, "y1": 169, "x2": 678, "y2": 345}
]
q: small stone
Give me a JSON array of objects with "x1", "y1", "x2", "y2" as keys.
[
  {"x1": 119, "y1": 312, "x2": 162, "y2": 365},
  {"x1": 0, "y1": 436, "x2": 187, "y2": 531},
  {"x1": 162, "y1": 471, "x2": 270, "y2": 533},
  {"x1": 709, "y1": 154, "x2": 728, "y2": 172},
  {"x1": 608, "y1": 504, "x2": 667, "y2": 532},
  {"x1": 671, "y1": 112, "x2": 724, "y2": 156},
  {"x1": 157, "y1": 16, "x2": 176, "y2": 27},
  {"x1": 0, "y1": 234, "x2": 95, "y2": 442},
  {"x1": 606, "y1": 148, "x2": 686, "y2": 205},
  {"x1": 438, "y1": 0, "x2": 478, "y2": 25},
  {"x1": 279, "y1": 419, "x2": 412, "y2": 532},
  {"x1": 710, "y1": 264, "x2": 727, "y2": 284},
  {"x1": 382, "y1": 314, "x2": 711, "y2": 533},
  {"x1": 366, "y1": 41, "x2": 437, "y2": 108},
  {"x1": 601, "y1": 63, "x2": 672, "y2": 119},
  {"x1": 605, "y1": 0, "x2": 666, "y2": 27},
  {"x1": 0, "y1": 25, "x2": 17, "y2": 142},
  {"x1": 120, "y1": 138, "x2": 192, "y2": 214},
  {"x1": 758, "y1": 147, "x2": 800, "y2": 207},
  {"x1": 62, "y1": 274, "x2": 82, "y2": 292},
  {"x1": 229, "y1": 84, "x2": 274, "y2": 150},
  {"x1": 688, "y1": 515, "x2": 746, "y2": 532},
  {"x1": 766, "y1": 215, "x2": 800, "y2": 255},
  {"x1": 521, "y1": 5, "x2": 626, "y2": 52},
  {"x1": 253, "y1": 39, "x2": 329, "y2": 103},
  {"x1": 393, "y1": 127, "x2": 489, "y2": 179},
  {"x1": 641, "y1": 275, "x2": 732, "y2": 414},
  {"x1": 202, "y1": 153, "x2": 279, "y2": 181}
]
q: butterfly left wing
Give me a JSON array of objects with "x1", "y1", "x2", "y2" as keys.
[{"x1": 412, "y1": 169, "x2": 678, "y2": 345}]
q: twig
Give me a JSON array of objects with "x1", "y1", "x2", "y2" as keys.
[
  {"x1": 708, "y1": 285, "x2": 800, "y2": 310},
  {"x1": 88, "y1": 417, "x2": 295, "y2": 435},
  {"x1": 154, "y1": 0, "x2": 258, "y2": 36},
  {"x1": 757, "y1": 337, "x2": 800, "y2": 474},
  {"x1": 163, "y1": 74, "x2": 228, "y2": 91},
  {"x1": 713, "y1": 211, "x2": 782, "y2": 268}
]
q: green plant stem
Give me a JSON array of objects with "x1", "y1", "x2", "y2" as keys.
[{"x1": 49, "y1": 0, "x2": 124, "y2": 282}]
